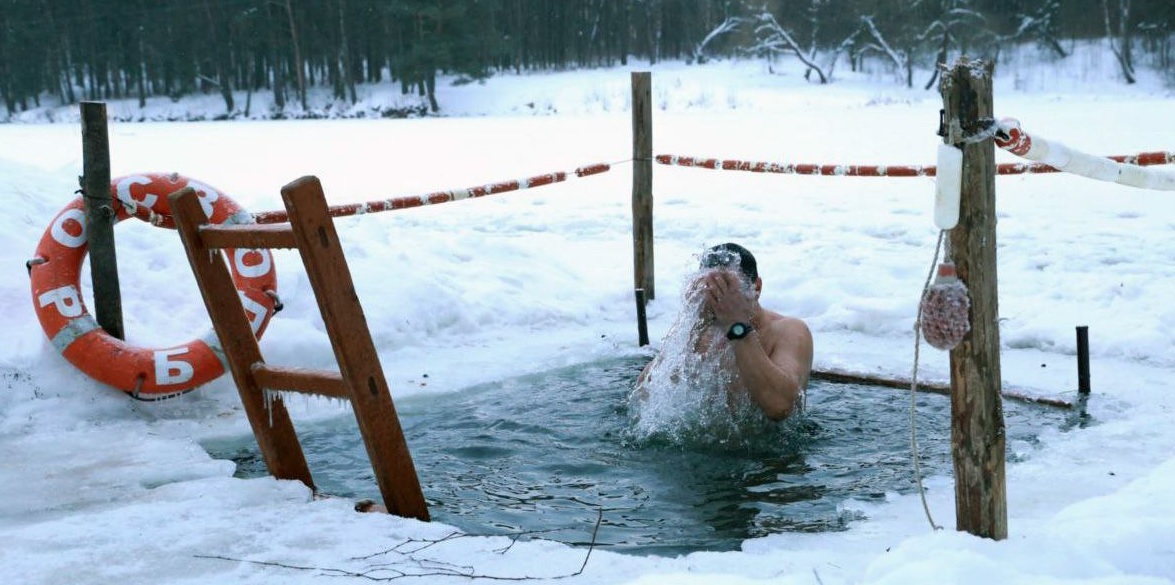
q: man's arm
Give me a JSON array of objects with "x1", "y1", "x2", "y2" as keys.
[
  {"x1": 730, "y1": 318, "x2": 813, "y2": 420},
  {"x1": 703, "y1": 269, "x2": 814, "y2": 420}
]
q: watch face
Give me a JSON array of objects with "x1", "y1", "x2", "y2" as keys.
[{"x1": 728, "y1": 322, "x2": 751, "y2": 340}]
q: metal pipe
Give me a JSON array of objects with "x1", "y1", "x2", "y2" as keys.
[
  {"x1": 635, "y1": 288, "x2": 649, "y2": 347},
  {"x1": 1076, "y1": 325, "x2": 1090, "y2": 394}
]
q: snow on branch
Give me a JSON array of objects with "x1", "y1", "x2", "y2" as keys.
[
  {"x1": 695, "y1": 5, "x2": 832, "y2": 84},
  {"x1": 859, "y1": 16, "x2": 907, "y2": 84},
  {"x1": 694, "y1": 17, "x2": 741, "y2": 63},
  {"x1": 749, "y1": 11, "x2": 829, "y2": 83}
]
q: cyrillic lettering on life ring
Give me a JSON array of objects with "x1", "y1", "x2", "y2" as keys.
[{"x1": 29, "y1": 173, "x2": 277, "y2": 399}]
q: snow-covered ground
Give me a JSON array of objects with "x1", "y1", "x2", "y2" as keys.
[{"x1": 2, "y1": 46, "x2": 1174, "y2": 584}]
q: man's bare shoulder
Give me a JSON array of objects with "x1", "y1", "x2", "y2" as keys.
[
  {"x1": 759, "y1": 312, "x2": 814, "y2": 371},
  {"x1": 759, "y1": 311, "x2": 811, "y2": 341}
]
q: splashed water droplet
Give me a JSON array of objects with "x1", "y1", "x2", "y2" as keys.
[{"x1": 627, "y1": 269, "x2": 774, "y2": 448}]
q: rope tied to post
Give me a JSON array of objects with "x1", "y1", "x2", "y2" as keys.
[
  {"x1": 989, "y1": 117, "x2": 1175, "y2": 191},
  {"x1": 657, "y1": 136, "x2": 1173, "y2": 181}
]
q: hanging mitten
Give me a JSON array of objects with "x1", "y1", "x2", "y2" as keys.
[{"x1": 920, "y1": 262, "x2": 971, "y2": 351}]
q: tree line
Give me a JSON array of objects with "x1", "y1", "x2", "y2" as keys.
[{"x1": 1, "y1": 0, "x2": 1171, "y2": 118}]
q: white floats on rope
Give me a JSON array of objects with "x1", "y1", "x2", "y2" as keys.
[{"x1": 994, "y1": 118, "x2": 1175, "y2": 191}]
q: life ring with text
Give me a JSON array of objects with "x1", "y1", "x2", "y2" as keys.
[{"x1": 28, "y1": 173, "x2": 278, "y2": 400}]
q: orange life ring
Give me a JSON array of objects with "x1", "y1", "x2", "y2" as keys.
[{"x1": 29, "y1": 173, "x2": 278, "y2": 400}]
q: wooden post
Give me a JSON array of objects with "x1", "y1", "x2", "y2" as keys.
[
  {"x1": 80, "y1": 101, "x2": 124, "y2": 340},
  {"x1": 281, "y1": 176, "x2": 429, "y2": 521},
  {"x1": 631, "y1": 71, "x2": 654, "y2": 302},
  {"x1": 940, "y1": 57, "x2": 1008, "y2": 540}
]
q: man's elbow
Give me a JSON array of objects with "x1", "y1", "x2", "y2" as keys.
[
  {"x1": 761, "y1": 399, "x2": 795, "y2": 421},
  {"x1": 760, "y1": 376, "x2": 803, "y2": 421}
]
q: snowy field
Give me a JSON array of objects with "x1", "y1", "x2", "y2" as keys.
[{"x1": 1, "y1": 47, "x2": 1174, "y2": 584}]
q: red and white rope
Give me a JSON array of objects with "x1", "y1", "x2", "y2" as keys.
[
  {"x1": 253, "y1": 162, "x2": 616, "y2": 224},
  {"x1": 993, "y1": 118, "x2": 1175, "y2": 190},
  {"x1": 246, "y1": 128, "x2": 1172, "y2": 226},
  {"x1": 656, "y1": 149, "x2": 1174, "y2": 179},
  {"x1": 656, "y1": 154, "x2": 937, "y2": 177}
]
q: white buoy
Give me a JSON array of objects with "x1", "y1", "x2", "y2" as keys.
[{"x1": 934, "y1": 144, "x2": 964, "y2": 229}]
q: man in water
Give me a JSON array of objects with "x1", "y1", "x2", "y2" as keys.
[{"x1": 636, "y1": 243, "x2": 813, "y2": 421}]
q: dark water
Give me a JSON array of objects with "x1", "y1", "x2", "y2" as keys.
[{"x1": 203, "y1": 355, "x2": 1068, "y2": 556}]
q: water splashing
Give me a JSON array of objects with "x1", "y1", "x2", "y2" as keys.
[{"x1": 626, "y1": 269, "x2": 778, "y2": 450}]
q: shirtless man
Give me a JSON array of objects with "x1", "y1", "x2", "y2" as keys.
[{"x1": 637, "y1": 243, "x2": 813, "y2": 421}]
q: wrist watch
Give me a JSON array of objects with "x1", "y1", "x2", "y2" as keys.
[{"x1": 726, "y1": 322, "x2": 753, "y2": 340}]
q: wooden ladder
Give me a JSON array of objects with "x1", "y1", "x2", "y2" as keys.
[{"x1": 169, "y1": 176, "x2": 429, "y2": 521}]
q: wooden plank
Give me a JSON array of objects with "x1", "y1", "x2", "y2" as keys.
[
  {"x1": 809, "y1": 368, "x2": 1072, "y2": 409},
  {"x1": 81, "y1": 101, "x2": 124, "y2": 340},
  {"x1": 250, "y1": 363, "x2": 350, "y2": 400},
  {"x1": 200, "y1": 223, "x2": 298, "y2": 250},
  {"x1": 940, "y1": 58, "x2": 1008, "y2": 540},
  {"x1": 169, "y1": 187, "x2": 315, "y2": 491},
  {"x1": 280, "y1": 176, "x2": 430, "y2": 521},
  {"x1": 631, "y1": 71, "x2": 655, "y2": 301}
]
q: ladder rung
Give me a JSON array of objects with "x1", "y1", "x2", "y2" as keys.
[
  {"x1": 200, "y1": 223, "x2": 298, "y2": 250},
  {"x1": 250, "y1": 363, "x2": 351, "y2": 400}
]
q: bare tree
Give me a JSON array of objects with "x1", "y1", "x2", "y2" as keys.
[
  {"x1": 858, "y1": 15, "x2": 910, "y2": 85},
  {"x1": 695, "y1": 3, "x2": 832, "y2": 83},
  {"x1": 751, "y1": 10, "x2": 830, "y2": 83},
  {"x1": 285, "y1": 0, "x2": 308, "y2": 109},
  {"x1": 921, "y1": 0, "x2": 988, "y2": 90},
  {"x1": 203, "y1": 0, "x2": 235, "y2": 114},
  {"x1": 266, "y1": 1, "x2": 287, "y2": 111},
  {"x1": 1012, "y1": 0, "x2": 1069, "y2": 59},
  {"x1": 1136, "y1": 13, "x2": 1171, "y2": 85},
  {"x1": 1103, "y1": 0, "x2": 1137, "y2": 83},
  {"x1": 694, "y1": 16, "x2": 740, "y2": 62},
  {"x1": 337, "y1": 0, "x2": 357, "y2": 104}
]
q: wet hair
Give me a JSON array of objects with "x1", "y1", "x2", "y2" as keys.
[{"x1": 700, "y1": 242, "x2": 758, "y2": 283}]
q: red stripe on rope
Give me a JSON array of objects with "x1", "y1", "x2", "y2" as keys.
[
  {"x1": 993, "y1": 123, "x2": 1033, "y2": 156},
  {"x1": 575, "y1": 163, "x2": 611, "y2": 177},
  {"x1": 1120, "y1": 151, "x2": 1175, "y2": 166},
  {"x1": 656, "y1": 154, "x2": 938, "y2": 177},
  {"x1": 992, "y1": 120, "x2": 1175, "y2": 173},
  {"x1": 253, "y1": 165, "x2": 615, "y2": 225},
  {"x1": 656, "y1": 152, "x2": 1174, "y2": 179}
]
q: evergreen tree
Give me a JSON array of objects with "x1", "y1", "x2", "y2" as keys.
[{"x1": 0, "y1": 0, "x2": 1169, "y2": 118}]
